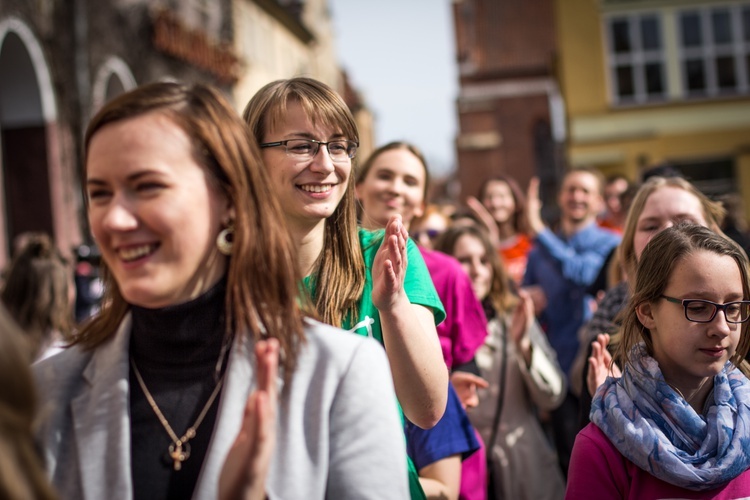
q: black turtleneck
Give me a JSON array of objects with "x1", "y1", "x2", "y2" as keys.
[{"x1": 129, "y1": 278, "x2": 230, "y2": 500}]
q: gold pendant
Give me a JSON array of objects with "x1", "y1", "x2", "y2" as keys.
[{"x1": 168, "y1": 441, "x2": 191, "y2": 471}]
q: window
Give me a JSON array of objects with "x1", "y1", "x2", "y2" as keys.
[
  {"x1": 678, "y1": 4, "x2": 750, "y2": 97},
  {"x1": 606, "y1": 14, "x2": 667, "y2": 104}
]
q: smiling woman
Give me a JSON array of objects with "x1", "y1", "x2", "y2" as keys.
[
  {"x1": 32, "y1": 81, "x2": 411, "y2": 499},
  {"x1": 86, "y1": 111, "x2": 230, "y2": 309},
  {"x1": 244, "y1": 78, "x2": 449, "y2": 500}
]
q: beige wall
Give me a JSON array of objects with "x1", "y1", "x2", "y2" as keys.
[{"x1": 232, "y1": 0, "x2": 343, "y2": 111}]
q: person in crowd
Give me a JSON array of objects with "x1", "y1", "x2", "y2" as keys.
[
  {"x1": 33, "y1": 81, "x2": 410, "y2": 499},
  {"x1": 73, "y1": 243, "x2": 104, "y2": 322},
  {"x1": 576, "y1": 175, "x2": 727, "y2": 429},
  {"x1": 435, "y1": 223, "x2": 566, "y2": 500},
  {"x1": 356, "y1": 141, "x2": 485, "y2": 500},
  {"x1": 0, "y1": 304, "x2": 57, "y2": 500},
  {"x1": 598, "y1": 174, "x2": 631, "y2": 234},
  {"x1": 411, "y1": 204, "x2": 452, "y2": 250},
  {"x1": 522, "y1": 168, "x2": 621, "y2": 476},
  {"x1": 243, "y1": 78, "x2": 447, "y2": 499},
  {"x1": 719, "y1": 192, "x2": 750, "y2": 257},
  {"x1": 567, "y1": 223, "x2": 750, "y2": 499},
  {"x1": 587, "y1": 181, "x2": 640, "y2": 301},
  {"x1": 465, "y1": 176, "x2": 533, "y2": 286},
  {"x1": 1, "y1": 232, "x2": 74, "y2": 361}
]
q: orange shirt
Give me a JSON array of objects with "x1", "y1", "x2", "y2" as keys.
[{"x1": 498, "y1": 234, "x2": 533, "y2": 286}]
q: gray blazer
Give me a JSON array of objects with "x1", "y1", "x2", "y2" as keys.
[{"x1": 34, "y1": 315, "x2": 410, "y2": 499}]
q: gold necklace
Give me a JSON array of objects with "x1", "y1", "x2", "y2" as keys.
[{"x1": 130, "y1": 358, "x2": 225, "y2": 471}]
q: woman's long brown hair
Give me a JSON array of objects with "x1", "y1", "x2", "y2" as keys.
[{"x1": 76, "y1": 82, "x2": 306, "y2": 378}]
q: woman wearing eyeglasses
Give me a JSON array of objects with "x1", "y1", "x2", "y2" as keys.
[
  {"x1": 576, "y1": 176, "x2": 729, "y2": 430},
  {"x1": 244, "y1": 78, "x2": 448, "y2": 500},
  {"x1": 566, "y1": 223, "x2": 750, "y2": 499},
  {"x1": 33, "y1": 82, "x2": 410, "y2": 500}
]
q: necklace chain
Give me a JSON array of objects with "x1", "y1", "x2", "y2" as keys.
[{"x1": 130, "y1": 358, "x2": 225, "y2": 471}]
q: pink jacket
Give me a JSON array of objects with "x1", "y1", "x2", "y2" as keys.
[
  {"x1": 567, "y1": 423, "x2": 750, "y2": 499},
  {"x1": 419, "y1": 247, "x2": 487, "y2": 369}
]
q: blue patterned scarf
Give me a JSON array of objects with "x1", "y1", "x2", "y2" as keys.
[{"x1": 591, "y1": 343, "x2": 750, "y2": 490}]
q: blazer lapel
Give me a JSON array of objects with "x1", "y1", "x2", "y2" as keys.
[
  {"x1": 191, "y1": 332, "x2": 255, "y2": 499},
  {"x1": 71, "y1": 315, "x2": 134, "y2": 500}
]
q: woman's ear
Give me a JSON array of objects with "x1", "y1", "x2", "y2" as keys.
[{"x1": 636, "y1": 301, "x2": 657, "y2": 330}]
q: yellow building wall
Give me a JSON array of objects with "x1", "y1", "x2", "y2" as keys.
[
  {"x1": 555, "y1": 0, "x2": 609, "y2": 115},
  {"x1": 555, "y1": 0, "x2": 750, "y2": 219}
]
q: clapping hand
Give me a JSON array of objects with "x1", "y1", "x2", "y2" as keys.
[
  {"x1": 371, "y1": 214, "x2": 409, "y2": 311},
  {"x1": 219, "y1": 339, "x2": 279, "y2": 500},
  {"x1": 586, "y1": 334, "x2": 621, "y2": 397},
  {"x1": 509, "y1": 290, "x2": 534, "y2": 365}
]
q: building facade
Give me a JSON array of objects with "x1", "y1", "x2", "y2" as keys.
[
  {"x1": 0, "y1": 0, "x2": 239, "y2": 267},
  {"x1": 452, "y1": 0, "x2": 566, "y2": 213},
  {"x1": 556, "y1": 0, "x2": 750, "y2": 201},
  {"x1": 0, "y1": 0, "x2": 372, "y2": 268}
]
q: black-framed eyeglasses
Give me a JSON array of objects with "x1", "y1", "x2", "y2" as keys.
[
  {"x1": 260, "y1": 139, "x2": 358, "y2": 163},
  {"x1": 660, "y1": 295, "x2": 750, "y2": 324}
]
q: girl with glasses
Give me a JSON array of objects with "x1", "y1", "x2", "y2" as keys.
[
  {"x1": 566, "y1": 223, "x2": 750, "y2": 498},
  {"x1": 244, "y1": 78, "x2": 448, "y2": 500},
  {"x1": 575, "y1": 175, "x2": 728, "y2": 429}
]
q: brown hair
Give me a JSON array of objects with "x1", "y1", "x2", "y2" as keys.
[
  {"x1": 78, "y1": 82, "x2": 306, "y2": 377},
  {"x1": 1, "y1": 233, "x2": 73, "y2": 358},
  {"x1": 615, "y1": 223, "x2": 750, "y2": 369},
  {"x1": 477, "y1": 175, "x2": 530, "y2": 235},
  {"x1": 243, "y1": 77, "x2": 364, "y2": 328},
  {"x1": 0, "y1": 305, "x2": 57, "y2": 500},
  {"x1": 618, "y1": 176, "x2": 725, "y2": 281},
  {"x1": 434, "y1": 223, "x2": 518, "y2": 314}
]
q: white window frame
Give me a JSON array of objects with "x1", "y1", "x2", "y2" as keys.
[
  {"x1": 676, "y1": 3, "x2": 750, "y2": 98},
  {"x1": 605, "y1": 12, "x2": 668, "y2": 105}
]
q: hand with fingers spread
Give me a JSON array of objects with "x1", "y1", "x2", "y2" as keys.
[
  {"x1": 526, "y1": 177, "x2": 545, "y2": 237},
  {"x1": 450, "y1": 371, "x2": 489, "y2": 409},
  {"x1": 219, "y1": 339, "x2": 279, "y2": 500},
  {"x1": 465, "y1": 196, "x2": 501, "y2": 248},
  {"x1": 372, "y1": 214, "x2": 410, "y2": 312},
  {"x1": 586, "y1": 333, "x2": 621, "y2": 398}
]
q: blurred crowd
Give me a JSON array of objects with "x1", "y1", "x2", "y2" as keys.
[{"x1": 3, "y1": 77, "x2": 750, "y2": 500}]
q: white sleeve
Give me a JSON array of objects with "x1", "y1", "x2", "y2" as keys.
[{"x1": 326, "y1": 339, "x2": 410, "y2": 500}]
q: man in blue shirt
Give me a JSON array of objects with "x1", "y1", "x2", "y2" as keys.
[{"x1": 523, "y1": 167, "x2": 621, "y2": 477}]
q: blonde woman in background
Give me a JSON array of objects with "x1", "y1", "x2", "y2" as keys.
[{"x1": 436, "y1": 224, "x2": 566, "y2": 500}]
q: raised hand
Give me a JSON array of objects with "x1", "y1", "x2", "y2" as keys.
[
  {"x1": 465, "y1": 196, "x2": 501, "y2": 247},
  {"x1": 526, "y1": 177, "x2": 545, "y2": 236},
  {"x1": 219, "y1": 339, "x2": 279, "y2": 500},
  {"x1": 586, "y1": 333, "x2": 621, "y2": 397},
  {"x1": 371, "y1": 214, "x2": 409, "y2": 312}
]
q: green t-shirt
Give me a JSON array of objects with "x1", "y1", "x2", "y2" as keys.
[
  {"x1": 302, "y1": 228, "x2": 445, "y2": 500},
  {"x1": 342, "y1": 228, "x2": 445, "y2": 341}
]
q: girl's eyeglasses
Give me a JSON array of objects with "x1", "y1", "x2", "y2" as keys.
[{"x1": 661, "y1": 295, "x2": 750, "y2": 324}]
